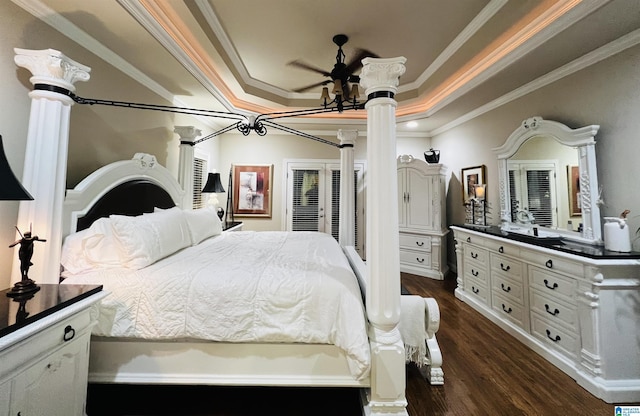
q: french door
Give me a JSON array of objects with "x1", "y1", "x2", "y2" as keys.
[
  {"x1": 508, "y1": 160, "x2": 558, "y2": 227},
  {"x1": 285, "y1": 160, "x2": 365, "y2": 256}
]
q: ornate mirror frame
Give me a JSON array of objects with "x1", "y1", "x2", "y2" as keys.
[{"x1": 494, "y1": 116, "x2": 602, "y2": 244}]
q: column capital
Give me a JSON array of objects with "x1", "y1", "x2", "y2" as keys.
[
  {"x1": 360, "y1": 57, "x2": 406, "y2": 96},
  {"x1": 14, "y1": 48, "x2": 91, "y2": 93},
  {"x1": 337, "y1": 129, "x2": 358, "y2": 147},
  {"x1": 174, "y1": 126, "x2": 202, "y2": 143}
]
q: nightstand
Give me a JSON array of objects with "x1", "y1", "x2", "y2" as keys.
[
  {"x1": 0, "y1": 284, "x2": 105, "y2": 416},
  {"x1": 223, "y1": 221, "x2": 243, "y2": 232}
]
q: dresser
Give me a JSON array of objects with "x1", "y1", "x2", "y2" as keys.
[
  {"x1": 397, "y1": 156, "x2": 448, "y2": 279},
  {"x1": 0, "y1": 284, "x2": 105, "y2": 416},
  {"x1": 452, "y1": 225, "x2": 640, "y2": 403}
]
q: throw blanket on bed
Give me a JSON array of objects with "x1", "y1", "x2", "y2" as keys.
[{"x1": 62, "y1": 231, "x2": 370, "y2": 380}]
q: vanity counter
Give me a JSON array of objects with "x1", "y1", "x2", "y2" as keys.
[{"x1": 454, "y1": 224, "x2": 640, "y2": 260}]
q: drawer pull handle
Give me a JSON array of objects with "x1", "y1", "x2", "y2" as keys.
[
  {"x1": 543, "y1": 279, "x2": 558, "y2": 290},
  {"x1": 472, "y1": 269, "x2": 479, "y2": 277},
  {"x1": 546, "y1": 329, "x2": 561, "y2": 343},
  {"x1": 63, "y1": 325, "x2": 76, "y2": 342},
  {"x1": 472, "y1": 286, "x2": 479, "y2": 294},
  {"x1": 545, "y1": 259, "x2": 553, "y2": 268},
  {"x1": 498, "y1": 246, "x2": 504, "y2": 253},
  {"x1": 501, "y1": 304, "x2": 512, "y2": 314},
  {"x1": 500, "y1": 263, "x2": 511, "y2": 272},
  {"x1": 501, "y1": 283, "x2": 511, "y2": 292},
  {"x1": 416, "y1": 241, "x2": 424, "y2": 247},
  {"x1": 416, "y1": 257, "x2": 425, "y2": 263},
  {"x1": 471, "y1": 252, "x2": 478, "y2": 259},
  {"x1": 545, "y1": 304, "x2": 560, "y2": 316},
  {"x1": 467, "y1": 237, "x2": 471, "y2": 243}
]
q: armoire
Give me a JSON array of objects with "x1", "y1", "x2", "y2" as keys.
[{"x1": 397, "y1": 155, "x2": 448, "y2": 279}]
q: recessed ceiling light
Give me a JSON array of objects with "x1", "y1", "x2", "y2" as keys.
[{"x1": 407, "y1": 121, "x2": 418, "y2": 128}]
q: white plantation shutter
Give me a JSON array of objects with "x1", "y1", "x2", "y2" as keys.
[{"x1": 192, "y1": 157, "x2": 206, "y2": 209}]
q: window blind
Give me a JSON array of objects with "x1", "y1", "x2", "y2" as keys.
[{"x1": 192, "y1": 157, "x2": 205, "y2": 209}]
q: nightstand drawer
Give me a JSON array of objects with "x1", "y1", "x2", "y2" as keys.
[
  {"x1": 520, "y1": 250, "x2": 582, "y2": 278},
  {"x1": 399, "y1": 233, "x2": 431, "y2": 252},
  {"x1": 466, "y1": 278, "x2": 489, "y2": 305},
  {"x1": 464, "y1": 261, "x2": 488, "y2": 285}
]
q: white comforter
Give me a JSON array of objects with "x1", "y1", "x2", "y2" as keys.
[{"x1": 62, "y1": 231, "x2": 370, "y2": 379}]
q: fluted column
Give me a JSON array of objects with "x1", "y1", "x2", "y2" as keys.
[
  {"x1": 175, "y1": 126, "x2": 201, "y2": 210},
  {"x1": 12, "y1": 48, "x2": 90, "y2": 285},
  {"x1": 338, "y1": 129, "x2": 357, "y2": 248},
  {"x1": 359, "y1": 56, "x2": 407, "y2": 415}
]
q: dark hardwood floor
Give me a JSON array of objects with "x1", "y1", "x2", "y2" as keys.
[{"x1": 87, "y1": 273, "x2": 616, "y2": 416}]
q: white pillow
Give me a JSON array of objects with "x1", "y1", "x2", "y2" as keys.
[
  {"x1": 61, "y1": 217, "x2": 123, "y2": 274},
  {"x1": 110, "y1": 207, "x2": 192, "y2": 269},
  {"x1": 182, "y1": 207, "x2": 223, "y2": 245}
]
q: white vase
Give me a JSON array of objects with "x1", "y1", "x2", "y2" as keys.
[{"x1": 603, "y1": 217, "x2": 631, "y2": 252}]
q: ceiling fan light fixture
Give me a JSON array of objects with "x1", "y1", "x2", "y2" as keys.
[
  {"x1": 320, "y1": 87, "x2": 330, "y2": 101},
  {"x1": 349, "y1": 84, "x2": 360, "y2": 100},
  {"x1": 332, "y1": 79, "x2": 343, "y2": 96}
]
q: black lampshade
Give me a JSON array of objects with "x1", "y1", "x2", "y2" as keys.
[
  {"x1": 202, "y1": 172, "x2": 225, "y2": 193},
  {"x1": 0, "y1": 135, "x2": 33, "y2": 201}
]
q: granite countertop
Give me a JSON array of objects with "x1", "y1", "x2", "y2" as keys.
[
  {"x1": 0, "y1": 284, "x2": 103, "y2": 338},
  {"x1": 452, "y1": 224, "x2": 640, "y2": 260}
]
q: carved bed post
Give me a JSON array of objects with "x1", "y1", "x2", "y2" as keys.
[
  {"x1": 338, "y1": 129, "x2": 357, "y2": 247},
  {"x1": 12, "y1": 48, "x2": 90, "y2": 285},
  {"x1": 175, "y1": 126, "x2": 201, "y2": 210},
  {"x1": 360, "y1": 56, "x2": 408, "y2": 415}
]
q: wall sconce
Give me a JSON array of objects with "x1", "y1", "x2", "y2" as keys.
[{"x1": 201, "y1": 172, "x2": 226, "y2": 221}]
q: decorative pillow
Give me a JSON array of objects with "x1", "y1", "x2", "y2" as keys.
[
  {"x1": 110, "y1": 207, "x2": 192, "y2": 269},
  {"x1": 60, "y1": 217, "x2": 122, "y2": 274},
  {"x1": 182, "y1": 207, "x2": 223, "y2": 245}
]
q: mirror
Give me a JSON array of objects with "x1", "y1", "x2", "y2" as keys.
[{"x1": 494, "y1": 117, "x2": 602, "y2": 244}]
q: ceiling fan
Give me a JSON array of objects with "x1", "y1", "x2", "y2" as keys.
[{"x1": 289, "y1": 34, "x2": 378, "y2": 98}]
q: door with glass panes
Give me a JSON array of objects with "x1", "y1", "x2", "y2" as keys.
[
  {"x1": 285, "y1": 161, "x2": 365, "y2": 256},
  {"x1": 508, "y1": 160, "x2": 558, "y2": 227}
]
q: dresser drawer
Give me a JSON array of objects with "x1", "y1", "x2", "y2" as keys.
[
  {"x1": 465, "y1": 277, "x2": 489, "y2": 306},
  {"x1": 530, "y1": 289, "x2": 578, "y2": 330},
  {"x1": 520, "y1": 250, "x2": 582, "y2": 278},
  {"x1": 400, "y1": 249, "x2": 432, "y2": 268},
  {"x1": 455, "y1": 230, "x2": 486, "y2": 247},
  {"x1": 464, "y1": 246, "x2": 488, "y2": 267},
  {"x1": 492, "y1": 273, "x2": 524, "y2": 304},
  {"x1": 529, "y1": 266, "x2": 577, "y2": 305},
  {"x1": 399, "y1": 233, "x2": 431, "y2": 252},
  {"x1": 492, "y1": 292, "x2": 525, "y2": 328},
  {"x1": 485, "y1": 239, "x2": 520, "y2": 258},
  {"x1": 464, "y1": 260, "x2": 489, "y2": 285},
  {"x1": 490, "y1": 253, "x2": 523, "y2": 280},
  {"x1": 531, "y1": 313, "x2": 578, "y2": 358}
]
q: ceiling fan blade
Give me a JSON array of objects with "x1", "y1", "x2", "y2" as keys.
[
  {"x1": 288, "y1": 60, "x2": 331, "y2": 77},
  {"x1": 292, "y1": 80, "x2": 331, "y2": 93},
  {"x1": 344, "y1": 48, "x2": 379, "y2": 75}
]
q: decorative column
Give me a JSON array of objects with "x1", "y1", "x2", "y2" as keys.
[
  {"x1": 338, "y1": 129, "x2": 357, "y2": 247},
  {"x1": 359, "y1": 56, "x2": 407, "y2": 415},
  {"x1": 12, "y1": 48, "x2": 90, "y2": 285},
  {"x1": 175, "y1": 126, "x2": 201, "y2": 210}
]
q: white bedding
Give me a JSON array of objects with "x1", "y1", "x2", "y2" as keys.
[{"x1": 62, "y1": 231, "x2": 370, "y2": 380}]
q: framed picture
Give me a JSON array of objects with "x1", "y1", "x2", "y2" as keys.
[
  {"x1": 461, "y1": 165, "x2": 486, "y2": 202},
  {"x1": 232, "y1": 164, "x2": 273, "y2": 217},
  {"x1": 567, "y1": 165, "x2": 581, "y2": 216}
]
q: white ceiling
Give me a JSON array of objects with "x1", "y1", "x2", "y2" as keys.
[{"x1": 17, "y1": 0, "x2": 640, "y2": 135}]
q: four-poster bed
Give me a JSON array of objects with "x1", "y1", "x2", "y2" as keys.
[{"x1": 13, "y1": 48, "x2": 443, "y2": 415}]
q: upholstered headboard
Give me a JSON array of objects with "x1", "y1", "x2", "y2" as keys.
[{"x1": 63, "y1": 154, "x2": 185, "y2": 236}]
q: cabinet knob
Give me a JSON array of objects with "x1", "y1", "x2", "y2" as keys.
[
  {"x1": 416, "y1": 241, "x2": 424, "y2": 247},
  {"x1": 545, "y1": 259, "x2": 553, "y2": 268},
  {"x1": 498, "y1": 246, "x2": 504, "y2": 253},
  {"x1": 63, "y1": 325, "x2": 76, "y2": 342},
  {"x1": 466, "y1": 237, "x2": 471, "y2": 243},
  {"x1": 546, "y1": 329, "x2": 561, "y2": 343},
  {"x1": 416, "y1": 257, "x2": 425, "y2": 263},
  {"x1": 501, "y1": 304, "x2": 512, "y2": 314},
  {"x1": 472, "y1": 286, "x2": 479, "y2": 294},
  {"x1": 543, "y1": 279, "x2": 558, "y2": 290},
  {"x1": 500, "y1": 263, "x2": 511, "y2": 272},
  {"x1": 545, "y1": 304, "x2": 560, "y2": 316},
  {"x1": 501, "y1": 283, "x2": 511, "y2": 292}
]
